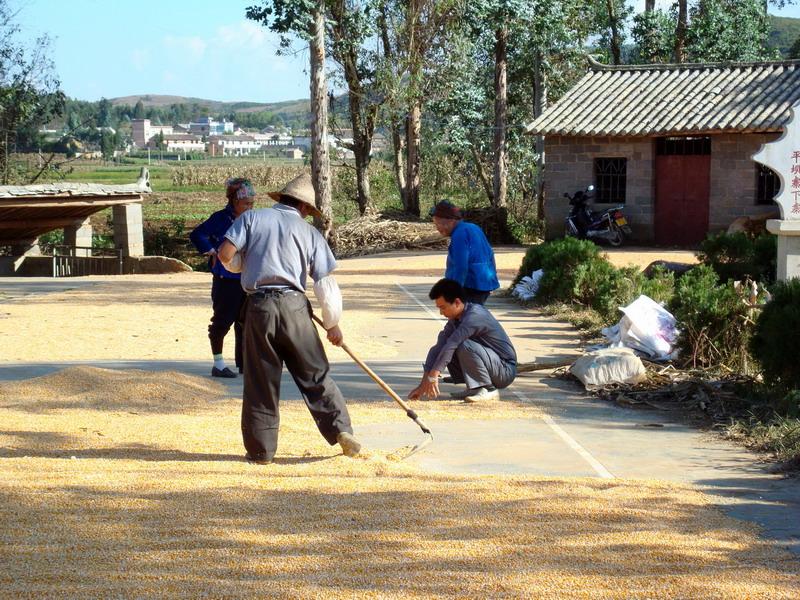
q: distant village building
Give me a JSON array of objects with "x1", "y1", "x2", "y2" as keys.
[
  {"x1": 153, "y1": 134, "x2": 205, "y2": 153},
  {"x1": 207, "y1": 135, "x2": 261, "y2": 156},
  {"x1": 188, "y1": 117, "x2": 234, "y2": 136},
  {"x1": 526, "y1": 58, "x2": 800, "y2": 245},
  {"x1": 284, "y1": 147, "x2": 304, "y2": 160},
  {"x1": 131, "y1": 119, "x2": 173, "y2": 148}
]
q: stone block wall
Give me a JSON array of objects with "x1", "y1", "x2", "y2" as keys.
[
  {"x1": 543, "y1": 133, "x2": 782, "y2": 243},
  {"x1": 709, "y1": 133, "x2": 781, "y2": 230},
  {"x1": 543, "y1": 136, "x2": 654, "y2": 241}
]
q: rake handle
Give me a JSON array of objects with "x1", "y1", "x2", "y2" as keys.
[{"x1": 312, "y1": 314, "x2": 432, "y2": 435}]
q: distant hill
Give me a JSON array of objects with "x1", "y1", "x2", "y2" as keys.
[
  {"x1": 769, "y1": 15, "x2": 800, "y2": 57},
  {"x1": 109, "y1": 94, "x2": 310, "y2": 116}
]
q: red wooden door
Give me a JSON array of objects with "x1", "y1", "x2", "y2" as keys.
[{"x1": 655, "y1": 155, "x2": 710, "y2": 246}]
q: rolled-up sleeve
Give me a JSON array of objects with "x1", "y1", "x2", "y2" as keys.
[{"x1": 308, "y1": 228, "x2": 337, "y2": 282}]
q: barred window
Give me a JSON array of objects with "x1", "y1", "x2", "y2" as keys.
[
  {"x1": 756, "y1": 164, "x2": 779, "y2": 206},
  {"x1": 594, "y1": 158, "x2": 627, "y2": 203}
]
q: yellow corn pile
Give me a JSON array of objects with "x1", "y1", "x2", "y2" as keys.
[{"x1": 1, "y1": 367, "x2": 798, "y2": 598}]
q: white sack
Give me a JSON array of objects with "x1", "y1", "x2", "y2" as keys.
[
  {"x1": 601, "y1": 294, "x2": 678, "y2": 361},
  {"x1": 570, "y1": 347, "x2": 647, "y2": 389}
]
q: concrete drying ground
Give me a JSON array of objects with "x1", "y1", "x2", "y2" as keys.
[{"x1": 1, "y1": 246, "x2": 798, "y2": 597}]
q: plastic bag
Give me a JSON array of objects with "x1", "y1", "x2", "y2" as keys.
[
  {"x1": 601, "y1": 294, "x2": 678, "y2": 361},
  {"x1": 512, "y1": 269, "x2": 544, "y2": 301}
]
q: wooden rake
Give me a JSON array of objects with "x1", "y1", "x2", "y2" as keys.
[{"x1": 311, "y1": 314, "x2": 434, "y2": 458}]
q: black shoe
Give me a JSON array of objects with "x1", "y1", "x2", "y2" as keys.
[
  {"x1": 442, "y1": 376, "x2": 455, "y2": 384},
  {"x1": 212, "y1": 366, "x2": 237, "y2": 378},
  {"x1": 245, "y1": 453, "x2": 272, "y2": 465}
]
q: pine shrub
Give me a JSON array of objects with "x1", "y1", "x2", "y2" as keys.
[
  {"x1": 699, "y1": 232, "x2": 776, "y2": 283},
  {"x1": 750, "y1": 278, "x2": 800, "y2": 392},
  {"x1": 668, "y1": 265, "x2": 754, "y2": 371}
]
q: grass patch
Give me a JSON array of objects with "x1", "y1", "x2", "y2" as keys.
[{"x1": 727, "y1": 416, "x2": 800, "y2": 469}]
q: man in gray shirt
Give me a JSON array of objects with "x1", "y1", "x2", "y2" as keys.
[
  {"x1": 217, "y1": 173, "x2": 361, "y2": 464},
  {"x1": 408, "y1": 279, "x2": 517, "y2": 403}
]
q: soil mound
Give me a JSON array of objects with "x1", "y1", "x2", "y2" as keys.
[{"x1": 0, "y1": 366, "x2": 228, "y2": 413}]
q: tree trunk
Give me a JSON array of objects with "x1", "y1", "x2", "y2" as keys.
[
  {"x1": 402, "y1": 0, "x2": 422, "y2": 217},
  {"x1": 492, "y1": 24, "x2": 508, "y2": 209},
  {"x1": 391, "y1": 121, "x2": 408, "y2": 206},
  {"x1": 379, "y1": 0, "x2": 408, "y2": 210},
  {"x1": 405, "y1": 99, "x2": 421, "y2": 216},
  {"x1": 533, "y1": 50, "x2": 547, "y2": 221},
  {"x1": 674, "y1": 0, "x2": 687, "y2": 63},
  {"x1": 468, "y1": 136, "x2": 493, "y2": 203},
  {"x1": 331, "y1": 0, "x2": 375, "y2": 216},
  {"x1": 606, "y1": 0, "x2": 622, "y2": 65},
  {"x1": 645, "y1": 0, "x2": 655, "y2": 12},
  {"x1": 309, "y1": 5, "x2": 332, "y2": 240}
]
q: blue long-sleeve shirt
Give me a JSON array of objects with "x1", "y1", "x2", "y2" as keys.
[
  {"x1": 445, "y1": 221, "x2": 499, "y2": 292},
  {"x1": 424, "y1": 303, "x2": 516, "y2": 373},
  {"x1": 189, "y1": 205, "x2": 241, "y2": 279}
]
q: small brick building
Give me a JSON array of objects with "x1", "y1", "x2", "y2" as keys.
[{"x1": 526, "y1": 59, "x2": 800, "y2": 245}]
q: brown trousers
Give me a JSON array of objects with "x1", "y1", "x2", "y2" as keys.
[{"x1": 241, "y1": 290, "x2": 353, "y2": 460}]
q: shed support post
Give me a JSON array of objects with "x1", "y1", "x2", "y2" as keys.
[
  {"x1": 64, "y1": 217, "x2": 93, "y2": 256},
  {"x1": 112, "y1": 203, "x2": 144, "y2": 257}
]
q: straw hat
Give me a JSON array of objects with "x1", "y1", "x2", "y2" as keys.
[{"x1": 267, "y1": 172, "x2": 323, "y2": 219}]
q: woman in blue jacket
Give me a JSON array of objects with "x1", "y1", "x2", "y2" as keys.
[{"x1": 189, "y1": 178, "x2": 255, "y2": 377}]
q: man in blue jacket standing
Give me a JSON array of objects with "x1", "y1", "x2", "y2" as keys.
[
  {"x1": 430, "y1": 200, "x2": 499, "y2": 304},
  {"x1": 189, "y1": 178, "x2": 255, "y2": 378}
]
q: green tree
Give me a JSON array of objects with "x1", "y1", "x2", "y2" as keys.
[
  {"x1": 790, "y1": 35, "x2": 800, "y2": 59},
  {"x1": 685, "y1": 0, "x2": 777, "y2": 62},
  {"x1": 96, "y1": 97, "x2": 111, "y2": 127},
  {"x1": 246, "y1": 0, "x2": 334, "y2": 233},
  {"x1": 133, "y1": 99, "x2": 146, "y2": 119},
  {"x1": 100, "y1": 129, "x2": 115, "y2": 160},
  {"x1": 0, "y1": 0, "x2": 64, "y2": 183}
]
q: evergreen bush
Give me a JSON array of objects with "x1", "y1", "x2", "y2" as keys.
[
  {"x1": 668, "y1": 264, "x2": 754, "y2": 371},
  {"x1": 513, "y1": 237, "x2": 600, "y2": 291},
  {"x1": 750, "y1": 278, "x2": 800, "y2": 392},
  {"x1": 698, "y1": 231, "x2": 776, "y2": 283}
]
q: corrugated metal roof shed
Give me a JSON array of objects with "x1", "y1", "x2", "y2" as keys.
[
  {"x1": 526, "y1": 58, "x2": 800, "y2": 137},
  {"x1": 0, "y1": 168, "x2": 151, "y2": 245}
]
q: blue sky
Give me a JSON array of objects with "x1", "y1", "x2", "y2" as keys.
[
  {"x1": 14, "y1": 0, "x2": 311, "y2": 103},
  {"x1": 13, "y1": 0, "x2": 800, "y2": 104}
]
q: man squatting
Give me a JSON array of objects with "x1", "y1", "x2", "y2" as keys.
[{"x1": 409, "y1": 278, "x2": 517, "y2": 404}]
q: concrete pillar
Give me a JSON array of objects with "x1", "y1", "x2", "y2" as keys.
[
  {"x1": 767, "y1": 220, "x2": 800, "y2": 281},
  {"x1": 113, "y1": 202, "x2": 145, "y2": 257},
  {"x1": 63, "y1": 217, "x2": 93, "y2": 256}
]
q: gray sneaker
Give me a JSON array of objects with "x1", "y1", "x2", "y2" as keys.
[
  {"x1": 336, "y1": 432, "x2": 362, "y2": 457},
  {"x1": 463, "y1": 387, "x2": 500, "y2": 403}
]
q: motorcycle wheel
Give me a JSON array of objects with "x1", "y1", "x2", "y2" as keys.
[{"x1": 608, "y1": 223, "x2": 624, "y2": 247}]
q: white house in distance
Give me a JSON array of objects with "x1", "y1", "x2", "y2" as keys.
[
  {"x1": 157, "y1": 134, "x2": 205, "y2": 153},
  {"x1": 207, "y1": 135, "x2": 262, "y2": 157}
]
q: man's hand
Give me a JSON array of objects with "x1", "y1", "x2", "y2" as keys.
[
  {"x1": 408, "y1": 376, "x2": 439, "y2": 401},
  {"x1": 326, "y1": 324, "x2": 344, "y2": 346}
]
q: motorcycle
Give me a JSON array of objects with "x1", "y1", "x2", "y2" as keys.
[{"x1": 564, "y1": 185, "x2": 632, "y2": 247}]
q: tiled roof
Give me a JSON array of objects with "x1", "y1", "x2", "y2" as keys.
[{"x1": 526, "y1": 58, "x2": 800, "y2": 137}]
